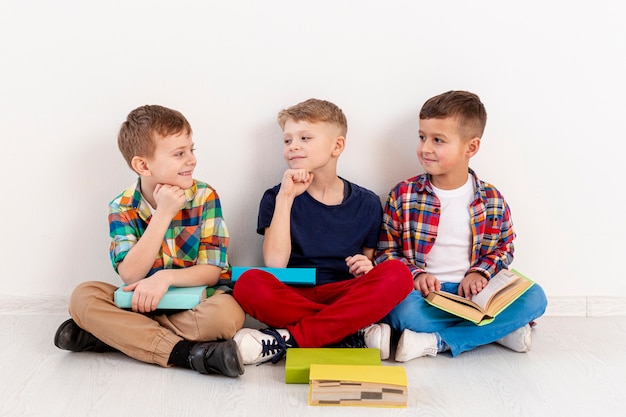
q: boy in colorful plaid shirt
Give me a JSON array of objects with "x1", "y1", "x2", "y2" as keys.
[
  {"x1": 54, "y1": 105, "x2": 245, "y2": 377},
  {"x1": 376, "y1": 91, "x2": 548, "y2": 361}
]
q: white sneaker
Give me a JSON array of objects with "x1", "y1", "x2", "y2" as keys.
[
  {"x1": 394, "y1": 329, "x2": 438, "y2": 362},
  {"x1": 233, "y1": 328, "x2": 291, "y2": 365},
  {"x1": 361, "y1": 323, "x2": 391, "y2": 360},
  {"x1": 495, "y1": 324, "x2": 532, "y2": 352}
]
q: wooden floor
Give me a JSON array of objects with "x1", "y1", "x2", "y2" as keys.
[{"x1": 1, "y1": 312, "x2": 624, "y2": 417}]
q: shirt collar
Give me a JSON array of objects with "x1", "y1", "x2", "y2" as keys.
[
  {"x1": 419, "y1": 168, "x2": 485, "y2": 201},
  {"x1": 119, "y1": 178, "x2": 197, "y2": 221}
]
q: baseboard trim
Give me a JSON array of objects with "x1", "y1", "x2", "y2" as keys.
[
  {"x1": 0, "y1": 295, "x2": 625, "y2": 317},
  {"x1": 546, "y1": 296, "x2": 626, "y2": 317}
]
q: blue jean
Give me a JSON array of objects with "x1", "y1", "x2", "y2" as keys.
[{"x1": 383, "y1": 282, "x2": 548, "y2": 356}]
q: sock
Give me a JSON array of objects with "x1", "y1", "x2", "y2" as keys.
[
  {"x1": 435, "y1": 333, "x2": 449, "y2": 352},
  {"x1": 168, "y1": 341, "x2": 195, "y2": 368}
]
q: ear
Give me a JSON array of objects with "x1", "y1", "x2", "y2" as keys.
[
  {"x1": 466, "y1": 137, "x2": 481, "y2": 158},
  {"x1": 331, "y1": 136, "x2": 346, "y2": 157},
  {"x1": 131, "y1": 156, "x2": 151, "y2": 176}
]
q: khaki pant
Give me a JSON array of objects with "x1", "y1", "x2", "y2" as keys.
[{"x1": 69, "y1": 281, "x2": 245, "y2": 367}]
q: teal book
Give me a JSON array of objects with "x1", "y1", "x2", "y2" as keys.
[
  {"x1": 231, "y1": 266, "x2": 316, "y2": 285},
  {"x1": 114, "y1": 285, "x2": 208, "y2": 310}
]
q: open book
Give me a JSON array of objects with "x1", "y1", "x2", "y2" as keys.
[
  {"x1": 424, "y1": 269, "x2": 534, "y2": 325},
  {"x1": 308, "y1": 364, "x2": 408, "y2": 408}
]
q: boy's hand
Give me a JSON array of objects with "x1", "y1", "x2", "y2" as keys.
[
  {"x1": 458, "y1": 272, "x2": 489, "y2": 300},
  {"x1": 153, "y1": 184, "x2": 186, "y2": 218},
  {"x1": 415, "y1": 272, "x2": 441, "y2": 297},
  {"x1": 278, "y1": 169, "x2": 314, "y2": 198},
  {"x1": 123, "y1": 275, "x2": 170, "y2": 313},
  {"x1": 345, "y1": 254, "x2": 374, "y2": 277}
]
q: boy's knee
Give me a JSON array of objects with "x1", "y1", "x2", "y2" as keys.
[
  {"x1": 378, "y1": 259, "x2": 414, "y2": 292},
  {"x1": 233, "y1": 269, "x2": 273, "y2": 304},
  {"x1": 68, "y1": 281, "x2": 115, "y2": 319},
  {"x1": 527, "y1": 284, "x2": 548, "y2": 316},
  {"x1": 197, "y1": 295, "x2": 245, "y2": 340}
]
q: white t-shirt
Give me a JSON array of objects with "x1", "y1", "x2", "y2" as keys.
[{"x1": 426, "y1": 176, "x2": 475, "y2": 284}]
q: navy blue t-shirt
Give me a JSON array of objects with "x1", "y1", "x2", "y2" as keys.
[{"x1": 257, "y1": 178, "x2": 382, "y2": 286}]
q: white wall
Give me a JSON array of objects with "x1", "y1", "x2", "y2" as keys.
[{"x1": 1, "y1": 0, "x2": 624, "y2": 300}]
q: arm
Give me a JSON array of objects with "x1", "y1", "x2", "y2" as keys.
[
  {"x1": 123, "y1": 264, "x2": 222, "y2": 313},
  {"x1": 263, "y1": 169, "x2": 313, "y2": 267},
  {"x1": 117, "y1": 184, "x2": 187, "y2": 284},
  {"x1": 467, "y1": 194, "x2": 515, "y2": 279},
  {"x1": 375, "y1": 190, "x2": 425, "y2": 278},
  {"x1": 460, "y1": 191, "x2": 515, "y2": 299}
]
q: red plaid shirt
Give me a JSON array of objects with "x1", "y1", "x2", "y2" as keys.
[{"x1": 375, "y1": 169, "x2": 515, "y2": 280}]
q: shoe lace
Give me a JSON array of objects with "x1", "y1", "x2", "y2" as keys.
[
  {"x1": 338, "y1": 330, "x2": 366, "y2": 348},
  {"x1": 258, "y1": 328, "x2": 289, "y2": 365}
]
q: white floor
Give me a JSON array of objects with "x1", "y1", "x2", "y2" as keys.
[{"x1": 1, "y1": 302, "x2": 625, "y2": 416}]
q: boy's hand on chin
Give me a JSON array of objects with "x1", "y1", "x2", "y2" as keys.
[
  {"x1": 279, "y1": 169, "x2": 314, "y2": 197},
  {"x1": 153, "y1": 183, "x2": 186, "y2": 217}
]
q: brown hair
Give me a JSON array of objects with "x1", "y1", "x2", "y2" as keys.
[
  {"x1": 277, "y1": 98, "x2": 348, "y2": 137},
  {"x1": 420, "y1": 91, "x2": 487, "y2": 139},
  {"x1": 117, "y1": 105, "x2": 192, "y2": 169}
]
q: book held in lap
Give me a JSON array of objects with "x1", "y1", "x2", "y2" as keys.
[
  {"x1": 114, "y1": 285, "x2": 208, "y2": 310},
  {"x1": 424, "y1": 269, "x2": 534, "y2": 325},
  {"x1": 230, "y1": 266, "x2": 316, "y2": 285}
]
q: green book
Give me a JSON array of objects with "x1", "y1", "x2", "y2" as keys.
[
  {"x1": 424, "y1": 269, "x2": 535, "y2": 326},
  {"x1": 285, "y1": 348, "x2": 381, "y2": 384},
  {"x1": 114, "y1": 285, "x2": 208, "y2": 310}
]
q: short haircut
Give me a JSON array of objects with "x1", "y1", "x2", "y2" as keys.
[
  {"x1": 419, "y1": 90, "x2": 487, "y2": 139},
  {"x1": 277, "y1": 98, "x2": 348, "y2": 137},
  {"x1": 117, "y1": 105, "x2": 192, "y2": 169}
]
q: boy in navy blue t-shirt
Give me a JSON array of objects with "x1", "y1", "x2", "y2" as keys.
[{"x1": 232, "y1": 98, "x2": 413, "y2": 365}]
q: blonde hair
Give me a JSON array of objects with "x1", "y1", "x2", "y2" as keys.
[{"x1": 278, "y1": 98, "x2": 347, "y2": 137}]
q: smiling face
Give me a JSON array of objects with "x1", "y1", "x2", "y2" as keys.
[
  {"x1": 135, "y1": 131, "x2": 197, "y2": 191},
  {"x1": 417, "y1": 116, "x2": 480, "y2": 189},
  {"x1": 281, "y1": 118, "x2": 344, "y2": 174}
]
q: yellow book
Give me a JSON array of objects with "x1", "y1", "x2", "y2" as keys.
[
  {"x1": 308, "y1": 364, "x2": 408, "y2": 408},
  {"x1": 425, "y1": 269, "x2": 534, "y2": 325}
]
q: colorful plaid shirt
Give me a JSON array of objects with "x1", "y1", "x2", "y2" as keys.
[
  {"x1": 375, "y1": 169, "x2": 515, "y2": 280},
  {"x1": 108, "y1": 179, "x2": 230, "y2": 278}
]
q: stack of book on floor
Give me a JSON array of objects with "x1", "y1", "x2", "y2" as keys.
[{"x1": 308, "y1": 364, "x2": 408, "y2": 407}]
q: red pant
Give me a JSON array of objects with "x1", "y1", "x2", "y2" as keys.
[{"x1": 233, "y1": 259, "x2": 413, "y2": 347}]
